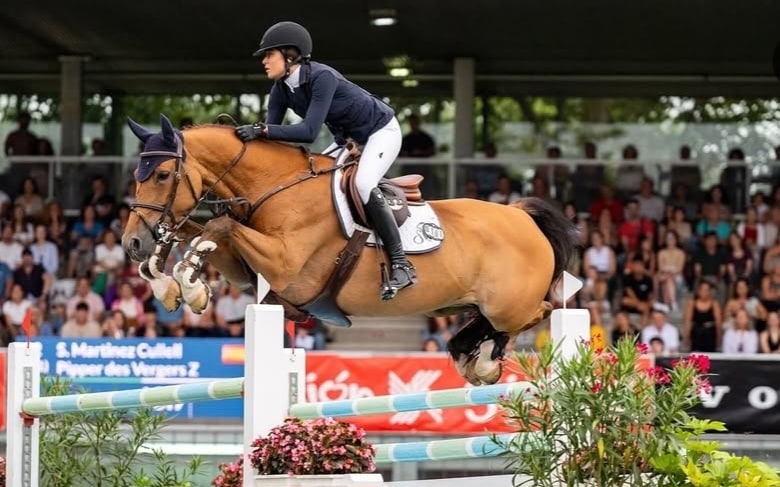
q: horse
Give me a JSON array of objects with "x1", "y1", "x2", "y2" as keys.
[{"x1": 121, "y1": 114, "x2": 578, "y2": 385}]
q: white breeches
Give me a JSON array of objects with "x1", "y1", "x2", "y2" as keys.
[{"x1": 325, "y1": 117, "x2": 402, "y2": 204}]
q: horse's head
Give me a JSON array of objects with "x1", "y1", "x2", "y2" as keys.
[{"x1": 122, "y1": 114, "x2": 204, "y2": 261}]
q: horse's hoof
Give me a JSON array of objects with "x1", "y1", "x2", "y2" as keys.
[
  {"x1": 476, "y1": 361, "x2": 503, "y2": 385},
  {"x1": 455, "y1": 355, "x2": 482, "y2": 386}
]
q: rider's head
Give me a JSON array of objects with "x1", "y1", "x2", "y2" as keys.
[{"x1": 253, "y1": 21, "x2": 312, "y2": 81}]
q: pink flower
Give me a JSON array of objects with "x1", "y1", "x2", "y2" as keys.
[{"x1": 636, "y1": 342, "x2": 649, "y2": 354}]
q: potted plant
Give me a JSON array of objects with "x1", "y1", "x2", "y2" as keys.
[
  {"x1": 246, "y1": 417, "x2": 381, "y2": 487},
  {"x1": 495, "y1": 337, "x2": 780, "y2": 487}
]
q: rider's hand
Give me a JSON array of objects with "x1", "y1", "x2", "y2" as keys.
[{"x1": 235, "y1": 122, "x2": 267, "y2": 142}]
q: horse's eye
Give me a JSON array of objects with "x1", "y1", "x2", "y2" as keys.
[{"x1": 157, "y1": 171, "x2": 171, "y2": 182}]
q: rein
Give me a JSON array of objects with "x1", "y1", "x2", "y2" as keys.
[{"x1": 131, "y1": 135, "x2": 356, "y2": 244}]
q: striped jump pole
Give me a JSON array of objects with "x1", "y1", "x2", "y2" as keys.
[
  {"x1": 5, "y1": 303, "x2": 304, "y2": 487},
  {"x1": 290, "y1": 381, "x2": 534, "y2": 420}
]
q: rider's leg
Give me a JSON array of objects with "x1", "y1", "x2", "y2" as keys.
[{"x1": 355, "y1": 117, "x2": 417, "y2": 299}]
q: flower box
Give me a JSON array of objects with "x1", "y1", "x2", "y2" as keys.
[{"x1": 253, "y1": 473, "x2": 384, "y2": 487}]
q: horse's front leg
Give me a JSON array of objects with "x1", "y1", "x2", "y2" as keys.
[
  {"x1": 172, "y1": 216, "x2": 293, "y2": 313},
  {"x1": 139, "y1": 239, "x2": 183, "y2": 312},
  {"x1": 172, "y1": 236, "x2": 217, "y2": 313}
]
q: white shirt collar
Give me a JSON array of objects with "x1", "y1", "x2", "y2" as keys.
[{"x1": 284, "y1": 67, "x2": 301, "y2": 92}]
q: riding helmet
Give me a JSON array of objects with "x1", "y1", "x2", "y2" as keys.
[{"x1": 253, "y1": 21, "x2": 313, "y2": 59}]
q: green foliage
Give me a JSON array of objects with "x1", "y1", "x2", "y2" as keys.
[
  {"x1": 39, "y1": 375, "x2": 206, "y2": 487},
  {"x1": 494, "y1": 338, "x2": 780, "y2": 486}
]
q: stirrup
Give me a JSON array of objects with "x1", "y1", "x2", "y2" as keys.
[{"x1": 380, "y1": 263, "x2": 418, "y2": 301}]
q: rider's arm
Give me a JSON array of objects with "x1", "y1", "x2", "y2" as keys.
[{"x1": 266, "y1": 69, "x2": 337, "y2": 143}]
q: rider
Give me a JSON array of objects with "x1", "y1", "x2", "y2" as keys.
[{"x1": 234, "y1": 21, "x2": 417, "y2": 300}]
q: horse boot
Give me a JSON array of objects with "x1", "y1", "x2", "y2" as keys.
[{"x1": 365, "y1": 187, "x2": 418, "y2": 300}]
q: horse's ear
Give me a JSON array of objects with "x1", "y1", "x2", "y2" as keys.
[
  {"x1": 160, "y1": 114, "x2": 176, "y2": 144},
  {"x1": 127, "y1": 117, "x2": 153, "y2": 142}
]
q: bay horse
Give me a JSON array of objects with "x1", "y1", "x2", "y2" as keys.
[{"x1": 121, "y1": 115, "x2": 578, "y2": 385}]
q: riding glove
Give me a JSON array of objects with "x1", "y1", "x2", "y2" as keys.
[{"x1": 235, "y1": 122, "x2": 267, "y2": 142}]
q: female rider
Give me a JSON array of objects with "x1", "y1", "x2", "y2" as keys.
[{"x1": 235, "y1": 21, "x2": 417, "y2": 300}]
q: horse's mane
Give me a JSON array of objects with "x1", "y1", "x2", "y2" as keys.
[{"x1": 182, "y1": 123, "x2": 333, "y2": 159}]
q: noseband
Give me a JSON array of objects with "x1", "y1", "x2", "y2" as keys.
[{"x1": 129, "y1": 134, "x2": 248, "y2": 245}]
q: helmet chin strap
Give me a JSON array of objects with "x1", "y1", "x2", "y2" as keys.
[{"x1": 281, "y1": 48, "x2": 305, "y2": 79}]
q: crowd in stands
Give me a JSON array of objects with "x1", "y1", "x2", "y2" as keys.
[
  {"x1": 4, "y1": 112, "x2": 780, "y2": 358},
  {"x1": 421, "y1": 141, "x2": 780, "y2": 358}
]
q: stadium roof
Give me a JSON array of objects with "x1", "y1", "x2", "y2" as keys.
[{"x1": 0, "y1": 0, "x2": 778, "y2": 98}]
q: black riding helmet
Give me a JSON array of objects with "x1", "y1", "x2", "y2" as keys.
[{"x1": 253, "y1": 21, "x2": 313, "y2": 60}]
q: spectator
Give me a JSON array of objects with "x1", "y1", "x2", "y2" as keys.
[
  {"x1": 737, "y1": 206, "x2": 767, "y2": 259},
  {"x1": 666, "y1": 182, "x2": 699, "y2": 223},
  {"x1": 683, "y1": 279, "x2": 722, "y2": 353},
  {"x1": 102, "y1": 309, "x2": 128, "y2": 338},
  {"x1": 41, "y1": 199, "x2": 68, "y2": 251},
  {"x1": 655, "y1": 229, "x2": 686, "y2": 312},
  {"x1": 0, "y1": 224, "x2": 24, "y2": 271},
  {"x1": 9, "y1": 204, "x2": 34, "y2": 247},
  {"x1": 724, "y1": 277, "x2": 767, "y2": 333},
  {"x1": 695, "y1": 202, "x2": 732, "y2": 245},
  {"x1": 583, "y1": 230, "x2": 617, "y2": 301},
  {"x1": 2, "y1": 283, "x2": 32, "y2": 333},
  {"x1": 725, "y1": 232, "x2": 753, "y2": 292},
  {"x1": 4, "y1": 112, "x2": 37, "y2": 156},
  {"x1": 619, "y1": 199, "x2": 656, "y2": 258},
  {"x1": 29, "y1": 224, "x2": 59, "y2": 278},
  {"x1": 399, "y1": 114, "x2": 435, "y2": 158},
  {"x1": 61, "y1": 301, "x2": 102, "y2": 338},
  {"x1": 640, "y1": 305, "x2": 680, "y2": 354},
  {"x1": 66, "y1": 235, "x2": 96, "y2": 279},
  {"x1": 12, "y1": 248, "x2": 51, "y2": 303},
  {"x1": 615, "y1": 144, "x2": 645, "y2": 199},
  {"x1": 693, "y1": 231, "x2": 727, "y2": 292},
  {"x1": 721, "y1": 308, "x2": 758, "y2": 354},
  {"x1": 0, "y1": 313, "x2": 16, "y2": 346},
  {"x1": 488, "y1": 174, "x2": 522, "y2": 205},
  {"x1": 760, "y1": 265, "x2": 780, "y2": 313},
  {"x1": 421, "y1": 337, "x2": 442, "y2": 352},
  {"x1": 13, "y1": 177, "x2": 44, "y2": 222},
  {"x1": 619, "y1": 256, "x2": 654, "y2": 326},
  {"x1": 153, "y1": 297, "x2": 184, "y2": 336},
  {"x1": 0, "y1": 258, "x2": 11, "y2": 301},
  {"x1": 67, "y1": 276, "x2": 105, "y2": 322},
  {"x1": 596, "y1": 207, "x2": 619, "y2": 248},
  {"x1": 590, "y1": 185, "x2": 624, "y2": 224},
  {"x1": 610, "y1": 311, "x2": 638, "y2": 344},
  {"x1": 182, "y1": 302, "x2": 216, "y2": 337},
  {"x1": 214, "y1": 285, "x2": 255, "y2": 337},
  {"x1": 706, "y1": 184, "x2": 733, "y2": 222},
  {"x1": 70, "y1": 204, "x2": 105, "y2": 243},
  {"x1": 93, "y1": 230, "x2": 126, "y2": 289},
  {"x1": 759, "y1": 311, "x2": 780, "y2": 354},
  {"x1": 110, "y1": 281, "x2": 145, "y2": 333},
  {"x1": 635, "y1": 177, "x2": 665, "y2": 222},
  {"x1": 648, "y1": 337, "x2": 665, "y2": 355},
  {"x1": 572, "y1": 140, "x2": 604, "y2": 212}
]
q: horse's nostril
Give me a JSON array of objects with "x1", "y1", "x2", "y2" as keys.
[{"x1": 129, "y1": 236, "x2": 142, "y2": 251}]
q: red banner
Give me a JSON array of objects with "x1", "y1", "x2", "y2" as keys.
[
  {"x1": 306, "y1": 353, "x2": 519, "y2": 434},
  {"x1": 0, "y1": 350, "x2": 6, "y2": 430}
]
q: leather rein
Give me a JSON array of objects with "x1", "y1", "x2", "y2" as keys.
[{"x1": 129, "y1": 135, "x2": 355, "y2": 246}]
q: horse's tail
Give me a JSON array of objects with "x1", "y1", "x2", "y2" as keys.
[{"x1": 512, "y1": 197, "x2": 579, "y2": 285}]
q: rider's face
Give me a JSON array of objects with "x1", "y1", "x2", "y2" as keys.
[{"x1": 262, "y1": 49, "x2": 287, "y2": 81}]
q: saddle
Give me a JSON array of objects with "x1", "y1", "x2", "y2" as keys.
[{"x1": 338, "y1": 143, "x2": 426, "y2": 228}]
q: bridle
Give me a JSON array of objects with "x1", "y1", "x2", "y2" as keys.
[
  {"x1": 129, "y1": 133, "x2": 356, "y2": 246},
  {"x1": 129, "y1": 133, "x2": 248, "y2": 245}
]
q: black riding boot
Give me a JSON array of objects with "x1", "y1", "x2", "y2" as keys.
[{"x1": 365, "y1": 187, "x2": 418, "y2": 300}]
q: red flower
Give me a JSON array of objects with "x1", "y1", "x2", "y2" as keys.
[
  {"x1": 647, "y1": 366, "x2": 670, "y2": 385},
  {"x1": 591, "y1": 381, "x2": 603, "y2": 394},
  {"x1": 636, "y1": 343, "x2": 649, "y2": 354}
]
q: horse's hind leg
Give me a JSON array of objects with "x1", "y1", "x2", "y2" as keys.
[{"x1": 447, "y1": 312, "x2": 509, "y2": 386}]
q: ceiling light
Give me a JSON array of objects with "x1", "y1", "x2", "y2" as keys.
[
  {"x1": 369, "y1": 8, "x2": 397, "y2": 27},
  {"x1": 389, "y1": 67, "x2": 410, "y2": 78},
  {"x1": 370, "y1": 17, "x2": 397, "y2": 26},
  {"x1": 402, "y1": 79, "x2": 419, "y2": 88}
]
